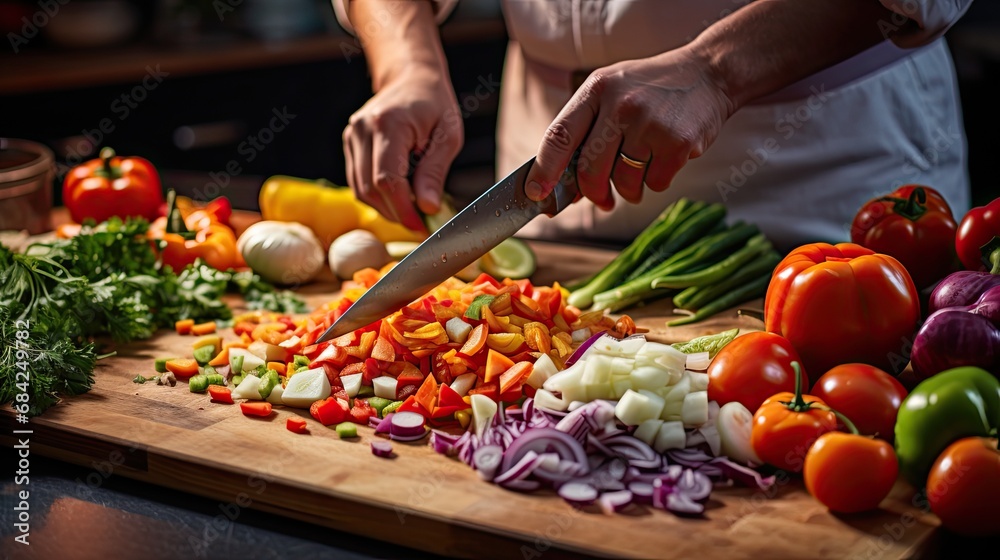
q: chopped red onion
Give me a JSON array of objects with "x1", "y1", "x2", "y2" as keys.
[
  {"x1": 598, "y1": 490, "x2": 634, "y2": 515},
  {"x1": 370, "y1": 440, "x2": 393, "y2": 458},
  {"x1": 390, "y1": 412, "x2": 427, "y2": 438},
  {"x1": 558, "y1": 481, "x2": 599, "y2": 506},
  {"x1": 375, "y1": 413, "x2": 395, "y2": 434},
  {"x1": 628, "y1": 482, "x2": 654, "y2": 504},
  {"x1": 390, "y1": 430, "x2": 428, "y2": 442},
  {"x1": 473, "y1": 445, "x2": 504, "y2": 481}
]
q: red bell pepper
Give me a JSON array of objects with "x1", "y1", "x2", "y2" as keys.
[
  {"x1": 850, "y1": 185, "x2": 959, "y2": 289},
  {"x1": 956, "y1": 196, "x2": 1000, "y2": 273},
  {"x1": 764, "y1": 243, "x2": 920, "y2": 376},
  {"x1": 62, "y1": 147, "x2": 163, "y2": 224},
  {"x1": 310, "y1": 397, "x2": 349, "y2": 425},
  {"x1": 286, "y1": 418, "x2": 308, "y2": 434}
]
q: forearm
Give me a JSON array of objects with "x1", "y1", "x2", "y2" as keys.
[
  {"x1": 688, "y1": 0, "x2": 913, "y2": 112},
  {"x1": 348, "y1": 0, "x2": 449, "y2": 91}
]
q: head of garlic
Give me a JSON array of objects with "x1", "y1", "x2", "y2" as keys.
[
  {"x1": 329, "y1": 229, "x2": 392, "y2": 280},
  {"x1": 237, "y1": 220, "x2": 326, "y2": 286}
]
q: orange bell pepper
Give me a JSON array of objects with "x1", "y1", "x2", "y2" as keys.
[
  {"x1": 62, "y1": 147, "x2": 163, "y2": 224},
  {"x1": 148, "y1": 189, "x2": 243, "y2": 272}
]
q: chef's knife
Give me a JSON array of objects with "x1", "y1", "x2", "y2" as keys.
[{"x1": 315, "y1": 154, "x2": 578, "y2": 343}]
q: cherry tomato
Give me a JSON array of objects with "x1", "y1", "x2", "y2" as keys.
[
  {"x1": 708, "y1": 331, "x2": 808, "y2": 414},
  {"x1": 750, "y1": 362, "x2": 836, "y2": 473},
  {"x1": 927, "y1": 437, "x2": 1000, "y2": 537},
  {"x1": 810, "y1": 364, "x2": 908, "y2": 441},
  {"x1": 804, "y1": 432, "x2": 898, "y2": 513}
]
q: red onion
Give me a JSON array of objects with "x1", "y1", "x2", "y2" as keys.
[
  {"x1": 370, "y1": 440, "x2": 393, "y2": 458},
  {"x1": 390, "y1": 430, "x2": 428, "y2": 442},
  {"x1": 375, "y1": 413, "x2": 395, "y2": 434},
  {"x1": 473, "y1": 445, "x2": 504, "y2": 481},
  {"x1": 390, "y1": 412, "x2": 427, "y2": 438},
  {"x1": 599, "y1": 490, "x2": 634, "y2": 514},
  {"x1": 558, "y1": 481, "x2": 599, "y2": 506}
]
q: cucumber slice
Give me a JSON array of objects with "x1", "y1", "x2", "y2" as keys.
[{"x1": 479, "y1": 237, "x2": 536, "y2": 280}]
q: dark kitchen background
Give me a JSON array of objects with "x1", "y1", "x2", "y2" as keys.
[{"x1": 0, "y1": 0, "x2": 997, "y2": 217}]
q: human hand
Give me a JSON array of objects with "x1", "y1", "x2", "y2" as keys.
[
  {"x1": 343, "y1": 64, "x2": 464, "y2": 231},
  {"x1": 523, "y1": 48, "x2": 734, "y2": 210}
]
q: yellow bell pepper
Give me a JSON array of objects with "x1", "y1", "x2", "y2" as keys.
[{"x1": 258, "y1": 175, "x2": 422, "y2": 248}]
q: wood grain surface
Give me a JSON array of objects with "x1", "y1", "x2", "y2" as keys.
[{"x1": 1, "y1": 239, "x2": 942, "y2": 560}]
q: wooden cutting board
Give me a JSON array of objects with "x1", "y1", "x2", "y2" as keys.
[{"x1": 0, "y1": 240, "x2": 941, "y2": 559}]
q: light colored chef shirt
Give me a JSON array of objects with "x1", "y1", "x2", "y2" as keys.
[{"x1": 333, "y1": 0, "x2": 973, "y2": 251}]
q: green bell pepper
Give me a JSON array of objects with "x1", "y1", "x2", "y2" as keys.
[{"x1": 894, "y1": 366, "x2": 1000, "y2": 486}]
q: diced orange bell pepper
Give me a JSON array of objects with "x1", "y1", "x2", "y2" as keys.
[
  {"x1": 175, "y1": 319, "x2": 195, "y2": 335},
  {"x1": 240, "y1": 402, "x2": 273, "y2": 418},
  {"x1": 191, "y1": 322, "x2": 217, "y2": 336},
  {"x1": 208, "y1": 385, "x2": 234, "y2": 404},
  {"x1": 484, "y1": 349, "x2": 515, "y2": 383},
  {"x1": 165, "y1": 358, "x2": 200, "y2": 379},
  {"x1": 414, "y1": 372, "x2": 439, "y2": 413}
]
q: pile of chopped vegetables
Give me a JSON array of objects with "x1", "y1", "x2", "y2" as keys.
[{"x1": 168, "y1": 268, "x2": 640, "y2": 432}]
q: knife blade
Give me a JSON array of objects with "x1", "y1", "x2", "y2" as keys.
[{"x1": 315, "y1": 154, "x2": 579, "y2": 343}]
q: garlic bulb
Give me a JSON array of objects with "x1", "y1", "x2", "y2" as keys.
[
  {"x1": 329, "y1": 229, "x2": 391, "y2": 279},
  {"x1": 237, "y1": 220, "x2": 325, "y2": 285}
]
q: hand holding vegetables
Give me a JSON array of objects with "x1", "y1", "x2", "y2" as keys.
[
  {"x1": 851, "y1": 185, "x2": 958, "y2": 289},
  {"x1": 62, "y1": 147, "x2": 164, "y2": 224},
  {"x1": 764, "y1": 242, "x2": 920, "y2": 376}
]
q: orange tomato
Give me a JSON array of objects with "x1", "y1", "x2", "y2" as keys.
[
  {"x1": 751, "y1": 363, "x2": 837, "y2": 473},
  {"x1": 804, "y1": 432, "x2": 898, "y2": 513}
]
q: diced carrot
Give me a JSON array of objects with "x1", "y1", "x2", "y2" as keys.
[
  {"x1": 191, "y1": 322, "x2": 217, "y2": 336},
  {"x1": 371, "y1": 336, "x2": 395, "y2": 362},
  {"x1": 414, "y1": 371, "x2": 438, "y2": 413},
  {"x1": 208, "y1": 348, "x2": 230, "y2": 367},
  {"x1": 175, "y1": 319, "x2": 195, "y2": 335},
  {"x1": 164, "y1": 358, "x2": 199, "y2": 379},
  {"x1": 240, "y1": 402, "x2": 273, "y2": 417},
  {"x1": 459, "y1": 323, "x2": 488, "y2": 356},
  {"x1": 499, "y1": 361, "x2": 533, "y2": 394},
  {"x1": 233, "y1": 321, "x2": 257, "y2": 336},
  {"x1": 208, "y1": 385, "x2": 234, "y2": 404},
  {"x1": 286, "y1": 417, "x2": 308, "y2": 434},
  {"x1": 483, "y1": 349, "x2": 515, "y2": 383},
  {"x1": 266, "y1": 362, "x2": 287, "y2": 375},
  {"x1": 223, "y1": 341, "x2": 248, "y2": 351}
]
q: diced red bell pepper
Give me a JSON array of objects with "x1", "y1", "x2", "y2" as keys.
[
  {"x1": 208, "y1": 385, "x2": 234, "y2": 404},
  {"x1": 286, "y1": 417, "x2": 308, "y2": 434},
  {"x1": 523, "y1": 384, "x2": 537, "y2": 399},
  {"x1": 322, "y1": 364, "x2": 341, "y2": 387},
  {"x1": 468, "y1": 382, "x2": 499, "y2": 402},
  {"x1": 430, "y1": 405, "x2": 465, "y2": 419},
  {"x1": 350, "y1": 398, "x2": 376, "y2": 424},
  {"x1": 431, "y1": 350, "x2": 453, "y2": 385},
  {"x1": 332, "y1": 388, "x2": 350, "y2": 403},
  {"x1": 340, "y1": 361, "x2": 366, "y2": 377},
  {"x1": 397, "y1": 395, "x2": 431, "y2": 419},
  {"x1": 233, "y1": 321, "x2": 257, "y2": 337},
  {"x1": 473, "y1": 272, "x2": 501, "y2": 289},
  {"x1": 311, "y1": 397, "x2": 350, "y2": 426},
  {"x1": 396, "y1": 365, "x2": 425, "y2": 387},
  {"x1": 363, "y1": 358, "x2": 382, "y2": 384},
  {"x1": 396, "y1": 383, "x2": 418, "y2": 401},
  {"x1": 500, "y1": 386, "x2": 524, "y2": 404},
  {"x1": 437, "y1": 383, "x2": 467, "y2": 409}
]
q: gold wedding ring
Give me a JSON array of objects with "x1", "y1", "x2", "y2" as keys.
[{"x1": 619, "y1": 152, "x2": 647, "y2": 169}]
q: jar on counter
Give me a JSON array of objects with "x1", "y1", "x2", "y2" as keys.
[{"x1": 0, "y1": 138, "x2": 55, "y2": 235}]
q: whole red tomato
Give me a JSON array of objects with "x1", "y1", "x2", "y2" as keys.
[
  {"x1": 804, "y1": 432, "x2": 898, "y2": 513},
  {"x1": 750, "y1": 363, "x2": 836, "y2": 473},
  {"x1": 62, "y1": 147, "x2": 163, "y2": 224},
  {"x1": 764, "y1": 243, "x2": 920, "y2": 376},
  {"x1": 926, "y1": 437, "x2": 1000, "y2": 537},
  {"x1": 955, "y1": 197, "x2": 1000, "y2": 272},
  {"x1": 707, "y1": 331, "x2": 807, "y2": 414},
  {"x1": 810, "y1": 364, "x2": 908, "y2": 441},
  {"x1": 851, "y1": 185, "x2": 959, "y2": 289}
]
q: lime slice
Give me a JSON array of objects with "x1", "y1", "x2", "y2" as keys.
[{"x1": 480, "y1": 238, "x2": 536, "y2": 280}]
